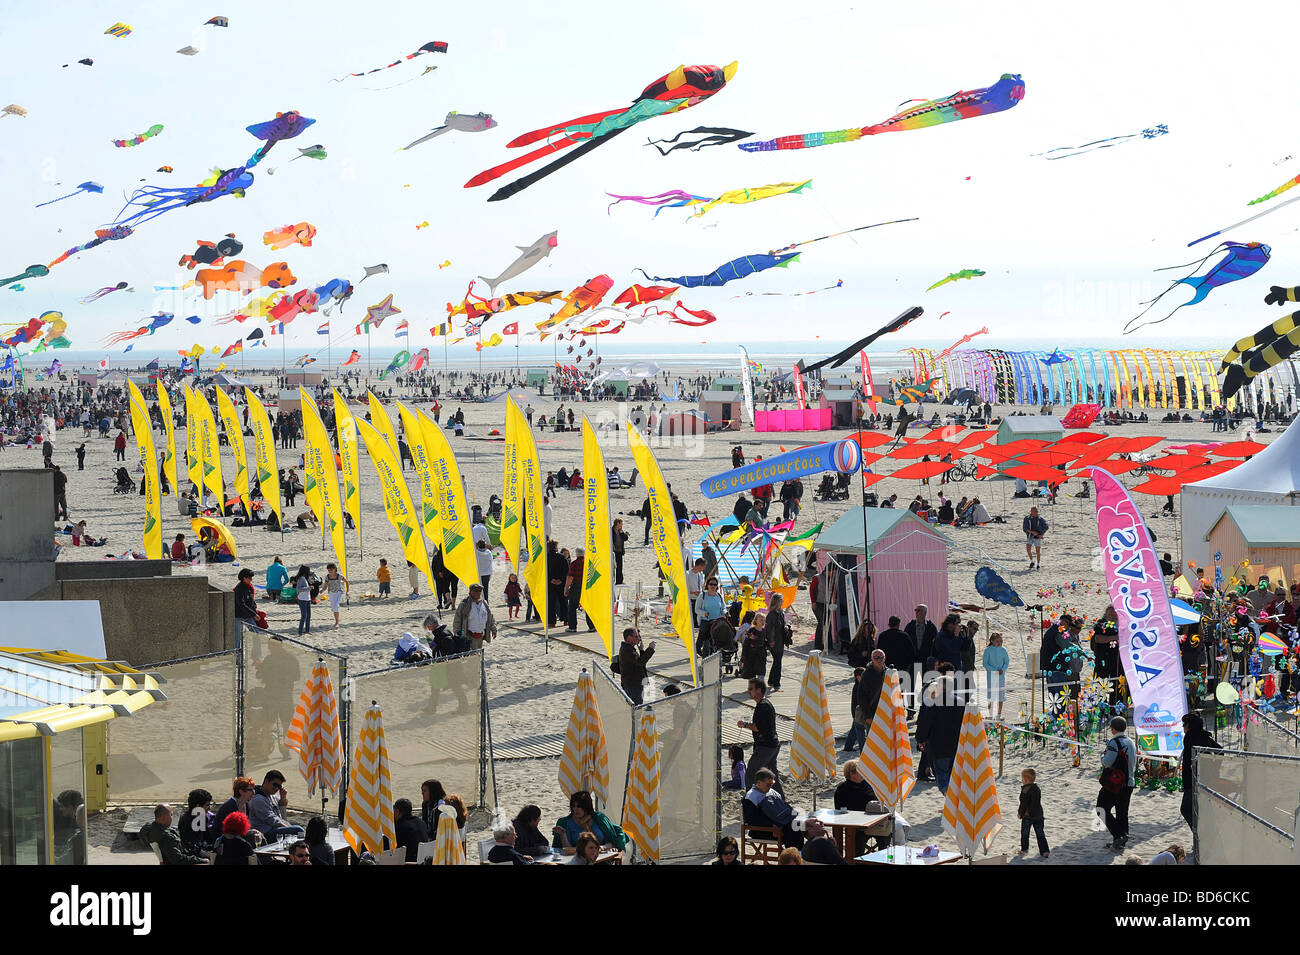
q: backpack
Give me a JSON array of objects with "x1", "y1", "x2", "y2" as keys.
[{"x1": 1099, "y1": 739, "x2": 1129, "y2": 795}]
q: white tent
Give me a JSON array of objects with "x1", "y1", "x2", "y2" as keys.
[{"x1": 1180, "y1": 419, "x2": 1300, "y2": 571}]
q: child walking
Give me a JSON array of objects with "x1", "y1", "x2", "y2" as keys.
[
  {"x1": 407, "y1": 560, "x2": 420, "y2": 598},
  {"x1": 377, "y1": 558, "x2": 391, "y2": 597},
  {"x1": 504, "y1": 573, "x2": 522, "y2": 620},
  {"x1": 982, "y1": 632, "x2": 1010, "y2": 720},
  {"x1": 1017, "y1": 768, "x2": 1049, "y2": 858},
  {"x1": 325, "y1": 563, "x2": 347, "y2": 629}
]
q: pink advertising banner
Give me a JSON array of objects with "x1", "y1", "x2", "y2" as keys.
[{"x1": 1091, "y1": 467, "x2": 1186, "y2": 754}]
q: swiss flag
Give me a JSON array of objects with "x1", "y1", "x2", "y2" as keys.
[{"x1": 501, "y1": 322, "x2": 518, "y2": 335}]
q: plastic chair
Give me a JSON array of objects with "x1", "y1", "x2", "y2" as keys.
[
  {"x1": 376, "y1": 847, "x2": 407, "y2": 866},
  {"x1": 415, "y1": 841, "x2": 438, "y2": 865}
]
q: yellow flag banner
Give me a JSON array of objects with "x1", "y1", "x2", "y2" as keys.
[
  {"x1": 183, "y1": 385, "x2": 201, "y2": 493},
  {"x1": 245, "y1": 388, "x2": 281, "y2": 531},
  {"x1": 397, "y1": 401, "x2": 441, "y2": 545},
  {"x1": 420, "y1": 414, "x2": 478, "y2": 590},
  {"x1": 501, "y1": 398, "x2": 525, "y2": 573},
  {"x1": 580, "y1": 416, "x2": 614, "y2": 660},
  {"x1": 156, "y1": 381, "x2": 177, "y2": 494},
  {"x1": 332, "y1": 389, "x2": 362, "y2": 543},
  {"x1": 356, "y1": 418, "x2": 436, "y2": 593},
  {"x1": 194, "y1": 388, "x2": 225, "y2": 514},
  {"x1": 302, "y1": 396, "x2": 347, "y2": 579},
  {"x1": 127, "y1": 381, "x2": 162, "y2": 558},
  {"x1": 214, "y1": 388, "x2": 251, "y2": 515},
  {"x1": 517, "y1": 404, "x2": 548, "y2": 635},
  {"x1": 367, "y1": 391, "x2": 401, "y2": 464},
  {"x1": 626, "y1": 423, "x2": 696, "y2": 686},
  {"x1": 297, "y1": 387, "x2": 327, "y2": 534}
]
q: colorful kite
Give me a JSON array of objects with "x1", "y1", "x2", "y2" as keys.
[
  {"x1": 891, "y1": 377, "x2": 940, "y2": 405},
  {"x1": 105, "y1": 22, "x2": 132, "y2": 37},
  {"x1": 1124, "y1": 242, "x2": 1271, "y2": 333},
  {"x1": 739, "y1": 73, "x2": 1024, "y2": 152},
  {"x1": 1032, "y1": 124, "x2": 1168, "y2": 160},
  {"x1": 613, "y1": 284, "x2": 678, "y2": 307},
  {"x1": 447, "y1": 286, "x2": 561, "y2": 320},
  {"x1": 1249, "y1": 172, "x2": 1300, "y2": 206},
  {"x1": 157, "y1": 165, "x2": 173, "y2": 173},
  {"x1": 180, "y1": 234, "x2": 243, "y2": 269},
  {"x1": 80, "y1": 281, "x2": 130, "y2": 304},
  {"x1": 331, "y1": 41, "x2": 448, "y2": 82},
  {"x1": 314, "y1": 278, "x2": 354, "y2": 314},
  {"x1": 934, "y1": 327, "x2": 989, "y2": 360},
  {"x1": 102, "y1": 312, "x2": 174, "y2": 346},
  {"x1": 267, "y1": 289, "x2": 319, "y2": 324},
  {"x1": 205, "y1": 16, "x2": 228, "y2": 26},
  {"x1": 341, "y1": 349, "x2": 361, "y2": 366},
  {"x1": 1040, "y1": 349, "x2": 1072, "y2": 365},
  {"x1": 478, "y1": 232, "x2": 558, "y2": 292},
  {"x1": 294, "y1": 354, "x2": 318, "y2": 367},
  {"x1": 289, "y1": 144, "x2": 327, "y2": 161},
  {"x1": 926, "y1": 269, "x2": 985, "y2": 292},
  {"x1": 262, "y1": 222, "x2": 316, "y2": 249},
  {"x1": 0, "y1": 265, "x2": 49, "y2": 289},
  {"x1": 34, "y1": 181, "x2": 103, "y2": 208},
  {"x1": 466, "y1": 62, "x2": 738, "y2": 202},
  {"x1": 667, "y1": 302, "x2": 717, "y2": 327},
  {"x1": 1220, "y1": 287, "x2": 1300, "y2": 400},
  {"x1": 194, "y1": 260, "x2": 296, "y2": 299},
  {"x1": 358, "y1": 293, "x2": 400, "y2": 332},
  {"x1": 378, "y1": 350, "x2": 410, "y2": 378},
  {"x1": 400, "y1": 111, "x2": 497, "y2": 150},
  {"x1": 607, "y1": 179, "x2": 811, "y2": 218},
  {"x1": 1, "y1": 105, "x2": 27, "y2": 118},
  {"x1": 540, "y1": 275, "x2": 614, "y2": 328},
  {"x1": 113, "y1": 124, "x2": 163, "y2": 148},
  {"x1": 645, "y1": 126, "x2": 752, "y2": 154}
]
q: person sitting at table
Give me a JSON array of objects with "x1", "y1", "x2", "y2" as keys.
[
  {"x1": 179, "y1": 788, "x2": 216, "y2": 852},
  {"x1": 512, "y1": 805, "x2": 552, "y2": 856},
  {"x1": 488, "y1": 823, "x2": 537, "y2": 865},
  {"x1": 285, "y1": 840, "x2": 314, "y2": 865},
  {"x1": 567, "y1": 833, "x2": 603, "y2": 865},
  {"x1": 710, "y1": 835, "x2": 743, "y2": 866},
  {"x1": 445, "y1": 794, "x2": 469, "y2": 848},
  {"x1": 304, "y1": 816, "x2": 334, "y2": 866},
  {"x1": 743, "y1": 769, "x2": 804, "y2": 849},
  {"x1": 420, "y1": 779, "x2": 446, "y2": 837},
  {"x1": 139, "y1": 803, "x2": 211, "y2": 865},
  {"x1": 777, "y1": 848, "x2": 804, "y2": 865},
  {"x1": 213, "y1": 776, "x2": 256, "y2": 833},
  {"x1": 393, "y1": 798, "x2": 427, "y2": 862},
  {"x1": 248, "y1": 770, "x2": 305, "y2": 841},
  {"x1": 213, "y1": 811, "x2": 257, "y2": 865},
  {"x1": 552, "y1": 790, "x2": 627, "y2": 854},
  {"x1": 801, "y1": 818, "x2": 847, "y2": 865},
  {"x1": 834, "y1": 759, "x2": 878, "y2": 811}
]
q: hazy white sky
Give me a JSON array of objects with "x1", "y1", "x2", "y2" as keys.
[{"x1": 0, "y1": 0, "x2": 1295, "y2": 361}]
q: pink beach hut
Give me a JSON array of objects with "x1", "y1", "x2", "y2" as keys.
[{"x1": 814, "y1": 508, "x2": 951, "y2": 637}]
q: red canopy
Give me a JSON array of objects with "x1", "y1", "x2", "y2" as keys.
[
  {"x1": 957, "y1": 429, "x2": 997, "y2": 449},
  {"x1": 1141, "y1": 453, "x2": 1209, "y2": 472},
  {"x1": 991, "y1": 439, "x2": 1050, "y2": 456},
  {"x1": 1056, "y1": 432, "x2": 1106, "y2": 445},
  {"x1": 919, "y1": 425, "x2": 964, "y2": 441},
  {"x1": 890, "y1": 440, "x2": 961, "y2": 459},
  {"x1": 1131, "y1": 476, "x2": 1186, "y2": 496},
  {"x1": 846, "y1": 430, "x2": 893, "y2": 450},
  {"x1": 1005, "y1": 464, "x2": 1070, "y2": 482},
  {"x1": 1117, "y1": 435, "x2": 1162, "y2": 454},
  {"x1": 1077, "y1": 459, "x2": 1144, "y2": 476},
  {"x1": 857, "y1": 450, "x2": 884, "y2": 466},
  {"x1": 1207, "y1": 440, "x2": 1269, "y2": 457},
  {"x1": 859, "y1": 472, "x2": 888, "y2": 486},
  {"x1": 973, "y1": 463, "x2": 1001, "y2": 479},
  {"x1": 890, "y1": 460, "x2": 956, "y2": 480},
  {"x1": 1017, "y1": 449, "x2": 1083, "y2": 467}
]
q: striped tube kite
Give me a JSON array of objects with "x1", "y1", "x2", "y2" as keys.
[
  {"x1": 1125, "y1": 242, "x2": 1271, "y2": 334},
  {"x1": 739, "y1": 73, "x2": 1025, "y2": 152},
  {"x1": 606, "y1": 179, "x2": 811, "y2": 218},
  {"x1": 466, "y1": 63, "x2": 737, "y2": 202},
  {"x1": 1220, "y1": 291, "x2": 1300, "y2": 401}
]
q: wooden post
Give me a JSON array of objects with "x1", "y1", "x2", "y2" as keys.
[{"x1": 997, "y1": 724, "x2": 1005, "y2": 779}]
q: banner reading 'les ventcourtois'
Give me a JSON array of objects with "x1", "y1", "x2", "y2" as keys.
[
  {"x1": 699, "y1": 438, "x2": 860, "y2": 499},
  {"x1": 1092, "y1": 467, "x2": 1186, "y2": 754}
]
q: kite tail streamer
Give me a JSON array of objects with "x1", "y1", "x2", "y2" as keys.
[
  {"x1": 605, "y1": 189, "x2": 698, "y2": 215},
  {"x1": 738, "y1": 127, "x2": 866, "y2": 152}
]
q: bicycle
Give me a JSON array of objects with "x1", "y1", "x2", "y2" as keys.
[{"x1": 947, "y1": 458, "x2": 979, "y2": 482}]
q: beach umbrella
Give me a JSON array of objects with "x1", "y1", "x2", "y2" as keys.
[
  {"x1": 191, "y1": 514, "x2": 237, "y2": 557},
  {"x1": 431, "y1": 804, "x2": 468, "y2": 865},
  {"x1": 940, "y1": 705, "x2": 1003, "y2": 857},
  {"x1": 343, "y1": 702, "x2": 395, "y2": 855},
  {"x1": 788, "y1": 651, "x2": 837, "y2": 785},
  {"x1": 284, "y1": 660, "x2": 343, "y2": 799},
  {"x1": 859, "y1": 668, "x2": 915, "y2": 810},
  {"x1": 1207, "y1": 440, "x2": 1269, "y2": 457},
  {"x1": 557, "y1": 668, "x2": 610, "y2": 805},
  {"x1": 622, "y1": 708, "x2": 661, "y2": 863},
  {"x1": 890, "y1": 460, "x2": 955, "y2": 481}
]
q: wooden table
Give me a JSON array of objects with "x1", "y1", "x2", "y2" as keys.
[
  {"x1": 256, "y1": 827, "x2": 351, "y2": 865},
  {"x1": 794, "y1": 809, "x2": 890, "y2": 860},
  {"x1": 856, "y1": 846, "x2": 961, "y2": 866},
  {"x1": 532, "y1": 848, "x2": 623, "y2": 866}
]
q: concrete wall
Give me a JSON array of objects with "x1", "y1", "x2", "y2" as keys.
[
  {"x1": 32, "y1": 575, "x2": 233, "y2": 665},
  {"x1": 0, "y1": 470, "x2": 57, "y2": 600},
  {"x1": 55, "y1": 559, "x2": 172, "y2": 582}
]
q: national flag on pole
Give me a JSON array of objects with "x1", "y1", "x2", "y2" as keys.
[
  {"x1": 269, "y1": 322, "x2": 284, "y2": 336},
  {"x1": 97, "y1": 358, "x2": 109, "y2": 370},
  {"x1": 317, "y1": 321, "x2": 330, "y2": 335},
  {"x1": 394, "y1": 320, "x2": 409, "y2": 338},
  {"x1": 221, "y1": 341, "x2": 242, "y2": 357},
  {"x1": 502, "y1": 322, "x2": 519, "y2": 335},
  {"x1": 431, "y1": 322, "x2": 450, "y2": 337},
  {"x1": 341, "y1": 349, "x2": 361, "y2": 366},
  {"x1": 464, "y1": 321, "x2": 481, "y2": 337}
]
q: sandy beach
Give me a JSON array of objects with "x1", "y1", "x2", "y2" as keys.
[{"x1": 21, "y1": 366, "x2": 1262, "y2": 864}]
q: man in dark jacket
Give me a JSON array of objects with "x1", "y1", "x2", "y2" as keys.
[
  {"x1": 394, "y1": 798, "x2": 429, "y2": 862},
  {"x1": 738, "y1": 678, "x2": 783, "y2": 794},
  {"x1": 742, "y1": 769, "x2": 802, "y2": 848},
  {"x1": 860, "y1": 650, "x2": 887, "y2": 726},
  {"x1": 546, "y1": 541, "x2": 568, "y2": 628},
  {"x1": 640, "y1": 495, "x2": 653, "y2": 544},
  {"x1": 233, "y1": 568, "x2": 258, "y2": 640},
  {"x1": 1180, "y1": 713, "x2": 1221, "y2": 834},
  {"x1": 876, "y1": 615, "x2": 916, "y2": 692},
  {"x1": 934, "y1": 613, "x2": 965, "y2": 671},
  {"x1": 139, "y1": 804, "x2": 210, "y2": 865},
  {"x1": 916, "y1": 666, "x2": 964, "y2": 792},
  {"x1": 905, "y1": 605, "x2": 938, "y2": 663},
  {"x1": 617, "y1": 627, "x2": 655, "y2": 704}
]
